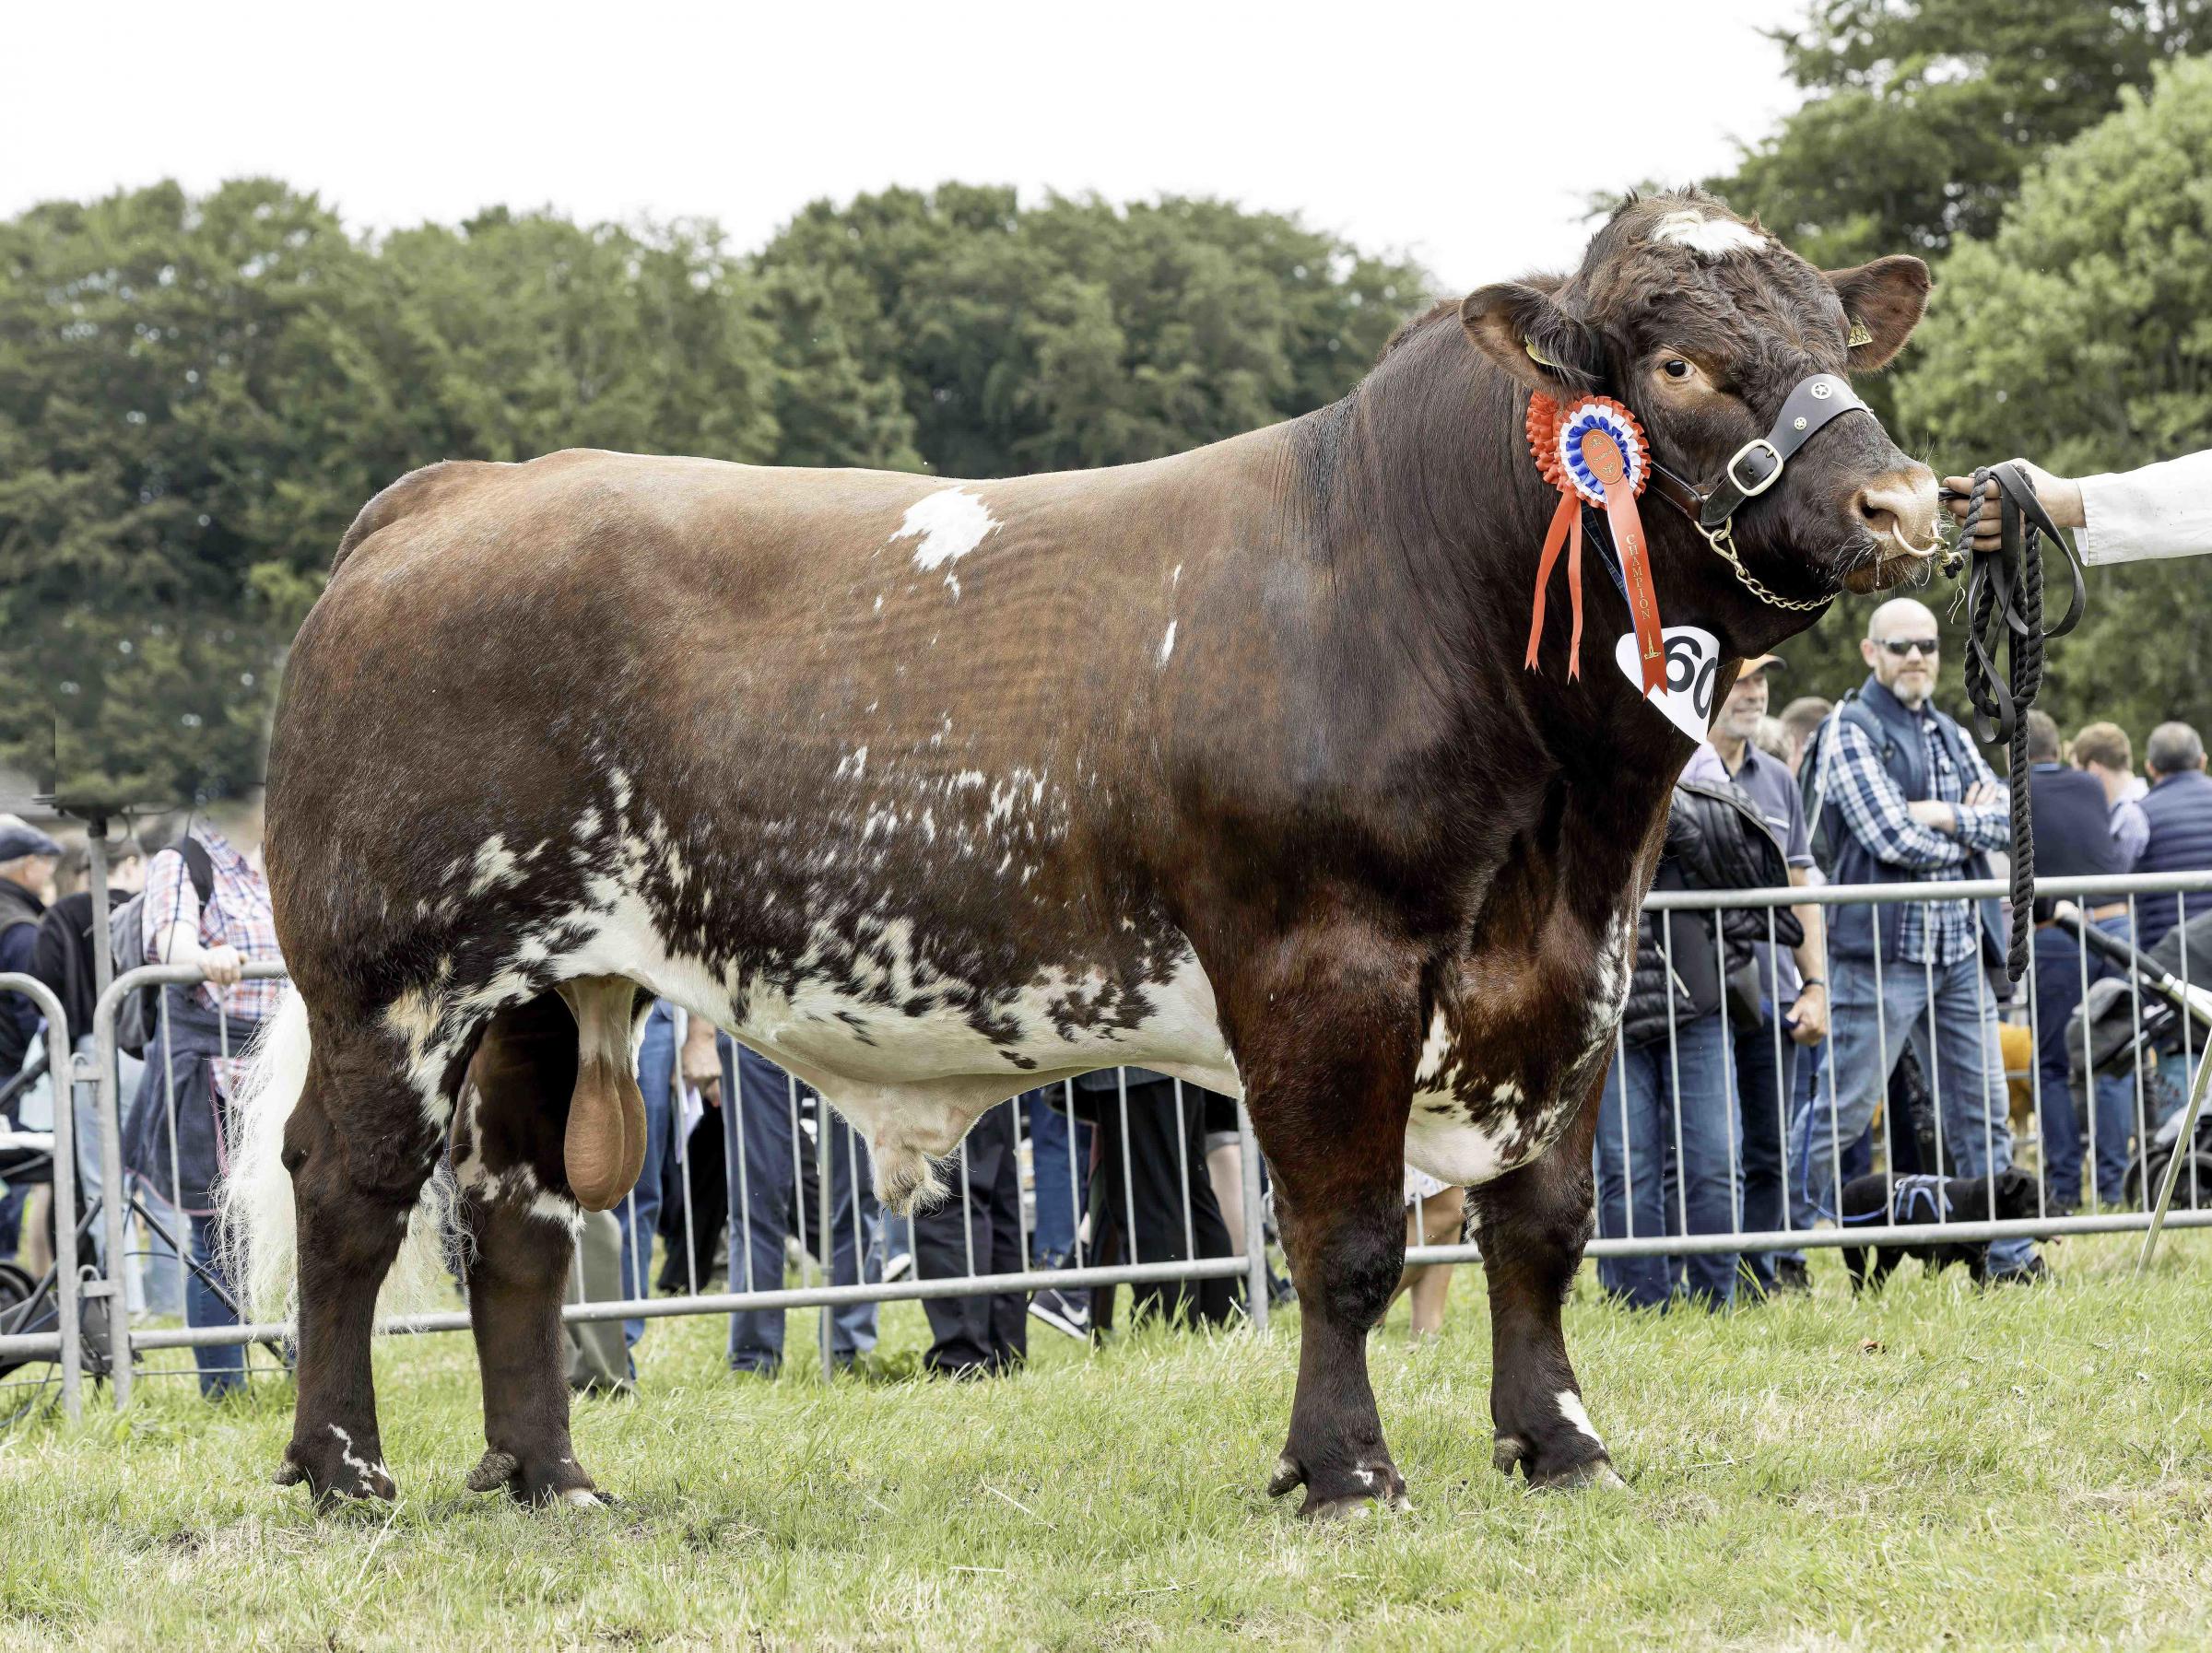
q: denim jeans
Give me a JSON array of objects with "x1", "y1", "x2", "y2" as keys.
[
  {"x1": 1791, "y1": 950, "x2": 2032, "y2": 1273},
  {"x1": 721, "y1": 1041, "x2": 878, "y2": 1371},
  {"x1": 186, "y1": 1211, "x2": 244, "y2": 1397},
  {"x1": 2032, "y1": 913, "x2": 2143, "y2": 1208},
  {"x1": 614, "y1": 1001, "x2": 677, "y2": 1347},
  {"x1": 1732, "y1": 1019, "x2": 1797, "y2": 1293},
  {"x1": 1594, "y1": 1013, "x2": 1736, "y2": 1309},
  {"x1": 1026, "y1": 1089, "x2": 1090, "y2": 1268}
]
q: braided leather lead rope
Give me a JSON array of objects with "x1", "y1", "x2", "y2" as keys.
[{"x1": 1957, "y1": 462, "x2": 2087, "y2": 982}]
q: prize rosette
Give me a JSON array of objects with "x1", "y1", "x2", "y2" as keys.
[{"x1": 1522, "y1": 391, "x2": 1667, "y2": 694}]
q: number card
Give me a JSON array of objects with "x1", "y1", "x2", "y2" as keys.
[{"x1": 1613, "y1": 625, "x2": 1720, "y2": 742}]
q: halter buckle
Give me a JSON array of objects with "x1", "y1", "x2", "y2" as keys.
[{"x1": 1724, "y1": 438, "x2": 1783, "y2": 498}]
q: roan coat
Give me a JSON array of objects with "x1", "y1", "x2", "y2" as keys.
[{"x1": 225, "y1": 190, "x2": 1940, "y2": 1513}]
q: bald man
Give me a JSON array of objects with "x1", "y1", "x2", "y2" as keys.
[{"x1": 1790, "y1": 598, "x2": 2045, "y2": 1281}]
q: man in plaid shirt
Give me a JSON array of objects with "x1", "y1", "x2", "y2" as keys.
[
  {"x1": 1789, "y1": 598, "x2": 2045, "y2": 1283},
  {"x1": 128, "y1": 795, "x2": 285, "y2": 1395}
]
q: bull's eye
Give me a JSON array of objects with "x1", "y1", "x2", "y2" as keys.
[{"x1": 1662, "y1": 358, "x2": 1692, "y2": 381}]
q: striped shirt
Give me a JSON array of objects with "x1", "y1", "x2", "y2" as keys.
[
  {"x1": 1826, "y1": 709, "x2": 2009, "y2": 966},
  {"x1": 143, "y1": 826, "x2": 285, "y2": 1026}
]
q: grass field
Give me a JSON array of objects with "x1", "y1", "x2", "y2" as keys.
[{"x1": 6, "y1": 1235, "x2": 2212, "y2": 1650}]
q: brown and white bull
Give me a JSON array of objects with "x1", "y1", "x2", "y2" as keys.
[{"x1": 225, "y1": 191, "x2": 1939, "y2": 1514}]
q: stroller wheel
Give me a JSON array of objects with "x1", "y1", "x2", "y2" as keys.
[
  {"x1": 2149, "y1": 1150, "x2": 2212, "y2": 1211},
  {"x1": 0, "y1": 1261, "x2": 35, "y2": 1323}
]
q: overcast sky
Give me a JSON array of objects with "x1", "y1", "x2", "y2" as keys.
[{"x1": 5, "y1": 1, "x2": 1799, "y2": 291}]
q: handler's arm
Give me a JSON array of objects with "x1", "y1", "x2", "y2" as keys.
[{"x1": 1945, "y1": 451, "x2": 2212, "y2": 566}]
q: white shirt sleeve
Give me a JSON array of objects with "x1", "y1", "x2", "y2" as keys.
[{"x1": 2077, "y1": 448, "x2": 2212, "y2": 566}]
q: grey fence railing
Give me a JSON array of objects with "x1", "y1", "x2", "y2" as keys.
[{"x1": 4, "y1": 869, "x2": 2209, "y2": 1419}]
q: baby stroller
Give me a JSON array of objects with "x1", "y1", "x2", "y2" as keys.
[{"x1": 2058, "y1": 909, "x2": 2212, "y2": 1209}]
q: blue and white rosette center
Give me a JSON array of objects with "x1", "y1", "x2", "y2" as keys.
[{"x1": 1556, "y1": 401, "x2": 1646, "y2": 506}]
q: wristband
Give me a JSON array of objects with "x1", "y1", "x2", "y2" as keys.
[{"x1": 1798, "y1": 978, "x2": 1825, "y2": 991}]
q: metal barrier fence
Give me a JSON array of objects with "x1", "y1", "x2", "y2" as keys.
[{"x1": 4, "y1": 869, "x2": 2209, "y2": 1419}]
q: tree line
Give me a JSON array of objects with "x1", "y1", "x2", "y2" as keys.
[
  {"x1": 6, "y1": 0, "x2": 2210, "y2": 808},
  {"x1": 0, "y1": 183, "x2": 1422, "y2": 806}
]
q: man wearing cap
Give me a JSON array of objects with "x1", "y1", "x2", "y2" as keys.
[
  {"x1": 0, "y1": 816, "x2": 62, "y2": 1268},
  {"x1": 0, "y1": 817, "x2": 61, "y2": 1085},
  {"x1": 1680, "y1": 657, "x2": 1829, "y2": 1295}
]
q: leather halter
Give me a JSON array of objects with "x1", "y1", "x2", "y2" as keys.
[{"x1": 1638, "y1": 371, "x2": 1875, "y2": 611}]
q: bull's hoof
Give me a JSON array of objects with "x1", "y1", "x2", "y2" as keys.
[
  {"x1": 1492, "y1": 1432, "x2": 1625, "y2": 1492},
  {"x1": 465, "y1": 1445, "x2": 610, "y2": 1507},
  {"x1": 1266, "y1": 1450, "x2": 1411, "y2": 1518},
  {"x1": 279, "y1": 1423, "x2": 397, "y2": 1504}
]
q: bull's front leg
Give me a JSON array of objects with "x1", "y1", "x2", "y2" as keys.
[
  {"x1": 1238, "y1": 944, "x2": 1420, "y2": 1518},
  {"x1": 1472, "y1": 1075, "x2": 1624, "y2": 1490}
]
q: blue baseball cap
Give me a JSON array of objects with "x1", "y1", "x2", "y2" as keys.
[{"x1": 0, "y1": 818, "x2": 64, "y2": 861}]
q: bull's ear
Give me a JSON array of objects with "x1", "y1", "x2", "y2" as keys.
[
  {"x1": 1459, "y1": 281, "x2": 1603, "y2": 398},
  {"x1": 1826, "y1": 255, "x2": 1933, "y2": 372}
]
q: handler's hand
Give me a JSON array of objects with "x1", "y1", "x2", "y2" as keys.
[
  {"x1": 681, "y1": 1025, "x2": 724, "y2": 1108},
  {"x1": 1942, "y1": 458, "x2": 2085, "y2": 551},
  {"x1": 201, "y1": 943, "x2": 246, "y2": 988},
  {"x1": 1788, "y1": 981, "x2": 1829, "y2": 1046}
]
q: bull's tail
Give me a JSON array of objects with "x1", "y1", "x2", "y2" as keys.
[{"x1": 217, "y1": 990, "x2": 461, "y2": 1324}]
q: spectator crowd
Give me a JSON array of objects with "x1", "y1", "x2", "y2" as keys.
[{"x1": 5, "y1": 593, "x2": 2212, "y2": 1385}]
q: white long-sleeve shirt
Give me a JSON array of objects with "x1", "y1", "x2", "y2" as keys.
[{"x1": 2079, "y1": 448, "x2": 2212, "y2": 566}]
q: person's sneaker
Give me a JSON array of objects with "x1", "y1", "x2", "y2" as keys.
[
  {"x1": 1771, "y1": 1257, "x2": 1813, "y2": 1295},
  {"x1": 1987, "y1": 1255, "x2": 2051, "y2": 1287},
  {"x1": 1028, "y1": 1284, "x2": 1091, "y2": 1341}
]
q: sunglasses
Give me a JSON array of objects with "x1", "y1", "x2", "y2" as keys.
[{"x1": 1874, "y1": 638, "x2": 1939, "y2": 659}]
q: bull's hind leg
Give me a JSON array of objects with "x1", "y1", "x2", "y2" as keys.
[
  {"x1": 276, "y1": 1023, "x2": 447, "y2": 1501},
  {"x1": 1240, "y1": 941, "x2": 1421, "y2": 1518},
  {"x1": 453, "y1": 991, "x2": 612, "y2": 1506},
  {"x1": 1473, "y1": 1077, "x2": 1623, "y2": 1490}
]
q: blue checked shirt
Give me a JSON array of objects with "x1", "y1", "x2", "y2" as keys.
[{"x1": 1827, "y1": 709, "x2": 2010, "y2": 966}]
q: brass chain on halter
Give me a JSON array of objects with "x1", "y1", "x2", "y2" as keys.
[{"x1": 1693, "y1": 516, "x2": 1836, "y2": 613}]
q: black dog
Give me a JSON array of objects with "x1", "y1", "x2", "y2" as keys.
[{"x1": 1838, "y1": 1165, "x2": 2041, "y2": 1290}]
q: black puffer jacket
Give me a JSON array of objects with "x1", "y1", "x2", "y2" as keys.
[{"x1": 1620, "y1": 778, "x2": 1805, "y2": 1049}]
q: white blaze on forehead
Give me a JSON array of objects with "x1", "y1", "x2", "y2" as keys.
[
  {"x1": 1649, "y1": 210, "x2": 1767, "y2": 258},
  {"x1": 891, "y1": 487, "x2": 1000, "y2": 586}
]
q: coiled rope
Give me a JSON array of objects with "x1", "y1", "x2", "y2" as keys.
[{"x1": 1956, "y1": 461, "x2": 2086, "y2": 982}]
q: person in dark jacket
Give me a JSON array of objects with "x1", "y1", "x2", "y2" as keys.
[
  {"x1": 29, "y1": 838, "x2": 147, "y2": 1269},
  {"x1": 1593, "y1": 778, "x2": 1801, "y2": 1310},
  {"x1": 2136, "y1": 721, "x2": 2212, "y2": 952},
  {"x1": 2018, "y1": 711, "x2": 2135, "y2": 1210},
  {"x1": 0, "y1": 817, "x2": 61, "y2": 1268}
]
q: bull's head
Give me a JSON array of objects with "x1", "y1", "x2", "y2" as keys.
[{"x1": 1459, "y1": 190, "x2": 1939, "y2": 601}]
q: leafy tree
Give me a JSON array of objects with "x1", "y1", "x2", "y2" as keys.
[
  {"x1": 1710, "y1": 0, "x2": 2210, "y2": 268},
  {"x1": 0, "y1": 180, "x2": 391, "y2": 809},
  {"x1": 753, "y1": 186, "x2": 1428, "y2": 475},
  {"x1": 1892, "y1": 54, "x2": 2212, "y2": 738}
]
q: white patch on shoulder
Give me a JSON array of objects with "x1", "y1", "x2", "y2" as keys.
[
  {"x1": 1649, "y1": 210, "x2": 1766, "y2": 258},
  {"x1": 891, "y1": 488, "x2": 1000, "y2": 592},
  {"x1": 466, "y1": 834, "x2": 524, "y2": 897},
  {"x1": 1158, "y1": 620, "x2": 1177, "y2": 667},
  {"x1": 1556, "y1": 1389, "x2": 1605, "y2": 1448}
]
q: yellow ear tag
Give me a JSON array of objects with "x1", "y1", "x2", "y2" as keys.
[
  {"x1": 1526, "y1": 338, "x2": 1562, "y2": 370},
  {"x1": 1846, "y1": 317, "x2": 1875, "y2": 349}
]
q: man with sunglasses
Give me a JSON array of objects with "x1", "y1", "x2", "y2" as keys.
[{"x1": 1789, "y1": 599, "x2": 2045, "y2": 1283}]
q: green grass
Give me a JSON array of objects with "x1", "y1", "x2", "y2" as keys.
[{"x1": 6, "y1": 1236, "x2": 2212, "y2": 1650}]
